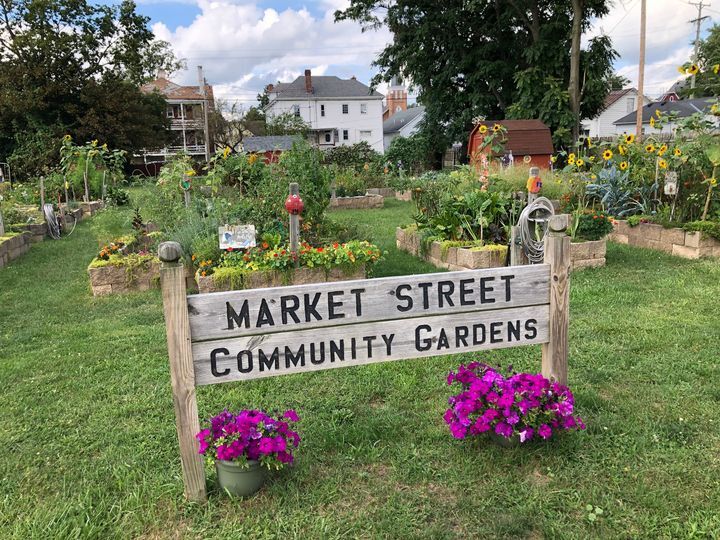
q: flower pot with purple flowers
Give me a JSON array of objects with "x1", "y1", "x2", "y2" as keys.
[
  {"x1": 196, "y1": 408, "x2": 301, "y2": 498},
  {"x1": 444, "y1": 362, "x2": 585, "y2": 446}
]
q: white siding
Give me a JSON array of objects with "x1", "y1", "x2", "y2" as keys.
[
  {"x1": 267, "y1": 98, "x2": 385, "y2": 153},
  {"x1": 581, "y1": 91, "x2": 651, "y2": 138}
]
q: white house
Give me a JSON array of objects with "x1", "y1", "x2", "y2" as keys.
[
  {"x1": 613, "y1": 97, "x2": 719, "y2": 136},
  {"x1": 265, "y1": 70, "x2": 385, "y2": 153},
  {"x1": 383, "y1": 106, "x2": 425, "y2": 150},
  {"x1": 581, "y1": 88, "x2": 650, "y2": 138}
]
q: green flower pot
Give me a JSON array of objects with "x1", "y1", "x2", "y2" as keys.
[
  {"x1": 489, "y1": 432, "x2": 521, "y2": 448},
  {"x1": 215, "y1": 459, "x2": 265, "y2": 497}
]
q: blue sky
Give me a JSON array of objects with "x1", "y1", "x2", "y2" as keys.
[{"x1": 122, "y1": 0, "x2": 717, "y2": 109}]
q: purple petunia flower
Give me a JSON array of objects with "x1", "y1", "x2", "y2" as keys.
[
  {"x1": 538, "y1": 424, "x2": 552, "y2": 439},
  {"x1": 283, "y1": 409, "x2": 300, "y2": 422}
]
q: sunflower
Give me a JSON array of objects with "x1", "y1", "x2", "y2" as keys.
[
  {"x1": 645, "y1": 144, "x2": 655, "y2": 153},
  {"x1": 619, "y1": 161, "x2": 628, "y2": 171},
  {"x1": 479, "y1": 125, "x2": 488, "y2": 134},
  {"x1": 568, "y1": 153, "x2": 576, "y2": 161},
  {"x1": 658, "y1": 159, "x2": 668, "y2": 169},
  {"x1": 222, "y1": 146, "x2": 231, "y2": 159},
  {"x1": 655, "y1": 109, "x2": 663, "y2": 118},
  {"x1": 492, "y1": 123, "x2": 501, "y2": 133},
  {"x1": 714, "y1": 64, "x2": 720, "y2": 74},
  {"x1": 602, "y1": 149, "x2": 613, "y2": 161},
  {"x1": 587, "y1": 136, "x2": 593, "y2": 148},
  {"x1": 568, "y1": 156, "x2": 575, "y2": 165},
  {"x1": 649, "y1": 117, "x2": 656, "y2": 128},
  {"x1": 186, "y1": 169, "x2": 196, "y2": 176},
  {"x1": 624, "y1": 134, "x2": 635, "y2": 144},
  {"x1": 710, "y1": 178, "x2": 718, "y2": 187},
  {"x1": 688, "y1": 64, "x2": 699, "y2": 75},
  {"x1": 576, "y1": 159, "x2": 585, "y2": 168},
  {"x1": 673, "y1": 148, "x2": 682, "y2": 157},
  {"x1": 658, "y1": 144, "x2": 668, "y2": 156},
  {"x1": 618, "y1": 144, "x2": 627, "y2": 155}
]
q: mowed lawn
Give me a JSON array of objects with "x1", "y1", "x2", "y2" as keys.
[{"x1": 1, "y1": 198, "x2": 720, "y2": 539}]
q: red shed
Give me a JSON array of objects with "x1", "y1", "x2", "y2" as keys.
[{"x1": 468, "y1": 119, "x2": 553, "y2": 169}]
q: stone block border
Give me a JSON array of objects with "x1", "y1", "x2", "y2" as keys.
[
  {"x1": 329, "y1": 194, "x2": 384, "y2": 210},
  {"x1": 89, "y1": 260, "x2": 195, "y2": 296},
  {"x1": 570, "y1": 238, "x2": 606, "y2": 270},
  {"x1": 0, "y1": 232, "x2": 32, "y2": 268},
  {"x1": 197, "y1": 265, "x2": 366, "y2": 294},
  {"x1": 396, "y1": 227, "x2": 507, "y2": 270},
  {"x1": 610, "y1": 220, "x2": 720, "y2": 259}
]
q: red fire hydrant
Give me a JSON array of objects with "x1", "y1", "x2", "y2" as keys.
[{"x1": 285, "y1": 194, "x2": 304, "y2": 215}]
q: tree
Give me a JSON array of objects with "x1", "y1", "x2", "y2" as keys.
[
  {"x1": 266, "y1": 112, "x2": 310, "y2": 137},
  {"x1": 607, "y1": 73, "x2": 631, "y2": 91},
  {"x1": 335, "y1": 0, "x2": 616, "y2": 148},
  {"x1": 679, "y1": 24, "x2": 720, "y2": 98},
  {"x1": 0, "y1": 0, "x2": 180, "y2": 179},
  {"x1": 209, "y1": 102, "x2": 268, "y2": 152}
]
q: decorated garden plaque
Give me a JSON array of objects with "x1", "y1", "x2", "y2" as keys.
[
  {"x1": 664, "y1": 171, "x2": 678, "y2": 196},
  {"x1": 218, "y1": 224, "x2": 256, "y2": 250}
]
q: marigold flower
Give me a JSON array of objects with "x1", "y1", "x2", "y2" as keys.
[
  {"x1": 602, "y1": 149, "x2": 613, "y2": 161},
  {"x1": 201, "y1": 271, "x2": 206, "y2": 277},
  {"x1": 191, "y1": 254, "x2": 196, "y2": 261}
]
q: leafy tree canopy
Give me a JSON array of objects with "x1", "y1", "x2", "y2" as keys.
[
  {"x1": 0, "y1": 0, "x2": 180, "y2": 178},
  {"x1": 335, "y1": 0, "x2": 616, "y2": 149},
  {"x1": 679, "y1": 24, "x2": 720, "y2": 98}
]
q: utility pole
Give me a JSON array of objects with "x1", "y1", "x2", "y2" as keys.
[
  {"x1": 689, "y1": 1, "x2": 710, "y2": 98},
  {"x1": 635, "y1": 0, "x2": 647, "y2": 141}
]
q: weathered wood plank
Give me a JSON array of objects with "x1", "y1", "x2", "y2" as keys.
[
  {"x1": 160, "y1": 244, "x2": 207, "y2": 502},
  {"x1": 192, "y1": 305, "x2": 549, "y2": 385},
  {"x1": 541, "y1": 215, "x2": 570, "y2": 385},
  {"x1": 188, "y1": 265, "x2": 550, "y2": 342}
]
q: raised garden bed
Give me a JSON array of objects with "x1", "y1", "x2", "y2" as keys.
[
  {"x1": 610, "y1": 220, "x2": 720, "y2": 259},
  {"x1": 366, "y1": 188, "x2": 395, "y2": 198},
  {"x1": 197, "y1": 265, "x2": 366, "y2": 294},
  {"x1": 12, "y1": 223, "x2": 48, "y2": 243},
  {"x1": 88, "y1": 258, "x2": 196, "y2": 296},
  {"x1": 79, "y1": 201, "x2": 104, "y2": 217},
  {"x1": 570, "y1": 238, "x2": 606, "y2": 270},
  {"x1": 329, "y1": 193, "x2": 384, "y2": 210},
  {"x1": 396, "y1": 227, "x2": 507, "y2": 270},
  {"x1": 0, "y1": 232, "x2": 31, "y2": 267}
]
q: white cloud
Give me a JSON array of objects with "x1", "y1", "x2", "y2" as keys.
[
  {"x1": 585, "y1": 0, "x2": 716, "y2": 98},
  {"x1": 154, "y1": 0, "x2": 392, "y2": 107}
]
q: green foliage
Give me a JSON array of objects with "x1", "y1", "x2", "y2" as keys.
[
  {"x1": 586, "y1": 167, "x2": 658, "y2": 217},
  {"x1": 335, "y1": 1, "x2": 615, "y2": 148},
  {"x1": 275, "y1": 140, "x2": 330, "y2": 226},
  {"x1": 683, "y1": 220, "x2": 720, "y2": 241},
  {"x1": 385, "y1": 133, "x2": 434, "y2": 174},
  {"x1": 574, "y1": 212, "x2": 614, "y2": 242},
  {"x1": 324, "y1": 142, "x2": 381, "y2": 172},
  {"x1": 105, "y1": 186, "x2": 130, "y2": 206},
  {"x1": 265, "y1": 111, "x2": 310, "y2": 136},
  {"x1": 332, "y1": 168, "x2": 368, "y2": 197}
]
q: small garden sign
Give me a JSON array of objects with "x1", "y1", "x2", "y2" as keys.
[{"x1": 159, "y1": 215, "x2": 572, "y2": 502}]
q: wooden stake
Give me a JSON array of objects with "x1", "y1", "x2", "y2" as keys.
[
  {"x1": 541, "y1": 214, "x2": 570, "y2": 385},
  {"x1": 0, "y1": 209, "x2": 4, "y2": 237},
  {"x1": 39, "y1": 176, "x2": 45, "y2": 212},
  {"x1": 510, "y1": 225, "x2": 526, "y2": 266},
  {"x1": 289, "y1": 182, "x2": 300, "y2": 268},
  {"x1": 159, "y1": 241, "x2": 207, "y2": 503}
]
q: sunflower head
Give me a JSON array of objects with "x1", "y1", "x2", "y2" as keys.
[
  {"x1": 624, "y1": 134, "x2": 635, "y2": 144},
  {"x1": 645, "y1": 144, "x2": 655, "y2": 153},
  {"x1": 714, "y1": 64, "x2": 720, "y2": 74},
  {"x1": 492, "y1": 123, "x2": 501, "y2": 133},
  {"x1": 576, "y1": 159, "x2": 585, "y2": 168},
  {"x1": 649, "y1": 117, "x2": 656, "y2": 128},
  {"x1": 658, "y1": 144, "x2": 667, "y2": 156},
  {"x1": 658, "y1": 159, "x2": 667, "y2": 169},
  {"x1": 602, "y1": 149, "x2": 613, "y2": 161},
  {"x1": 618, "y1": 144, "x2": 627, "y2": 155},
  {"x1": 619, "y1": 161, "x2": 628, "y2": 171},
  {"x1": 479, "y1": 125, "x2": 488, "y2": 134},
  {"x1": 673, "y1": 148, "x2": 682, "y2": 157},
  {"x1": 688, "y1": 64, "x2": 699, "y2": 75}
]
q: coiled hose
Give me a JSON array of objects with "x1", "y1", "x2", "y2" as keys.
[
  {"x1": 517, "y1": 197, "x2": 555, "y2": 264},
  {"x1": 43, "y1": 203, "x2": 61, "y2": 239}
]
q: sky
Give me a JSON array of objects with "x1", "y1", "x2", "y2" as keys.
[{"x1": 129, "y1": 0, "x2": 719, "y2": 110}]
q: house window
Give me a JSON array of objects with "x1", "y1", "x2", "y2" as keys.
[
  {"x1": 321, "y1": 104, "x2": 325, "y2": 117},
  {"x1": 360, "y1": 103, "x2": 367, "y2": 114},
  {"x1": 626, "y1": 98, "x2": 635, "y2": 113},
  {"x1": 166, "y1": 107, "x2": 174, "y2": 118},
  {"x1": 360, "y1": 130, "x2": 372, "y2": 140},
  {"x1": 324, "y1": 132, "x2": 332, "y2": 143},
  {"x1": 292, "y1": 104, "x2": 300, "y2": 117},
  {"x1": 343, "y1": 130, "x2": 349, "y2": 140},
  {"x1": 342, "y1": 104, "x2": 349, "y2": 114}
]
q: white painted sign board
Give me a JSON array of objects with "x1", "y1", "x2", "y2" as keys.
[{"x1": 218, "y1": 224, "x2": 256, "y2": 250}]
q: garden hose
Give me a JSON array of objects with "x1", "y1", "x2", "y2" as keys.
[
  {"x1": 517, "y1": 197, "x2": 555, "y2": 264},
  {"x1": 43, "y1": 203, "x2": 61, "y2": 240}
]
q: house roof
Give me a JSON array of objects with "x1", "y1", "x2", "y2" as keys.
[
  {"x1": 242, "y1": 135, "x2": 298, "y2": 153},
  {"x1": 603, "y1": 88, "x2": 636, "y2": 110},
  {"x1": 613, "y1": 97, "x2": 715, "y2": 125},
  {"x1": 468, "y1": 119, "x2": 553, "y2": 155},
  {"x1": 383, "y1": 106, "x2": 425, "y2": 134},
  {"x1": 272, "y1": 76, "x2": 383, "y2": 99},
  {"x1": 141, "y1": 77, "x2": 214, "y2": 102}
]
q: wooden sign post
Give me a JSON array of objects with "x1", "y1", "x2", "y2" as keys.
[{"x1": 159, "y1": 218, "x2": 571, "y2": 502}]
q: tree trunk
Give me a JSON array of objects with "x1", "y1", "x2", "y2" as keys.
[{"x1": 569, "y1": 0, "x2": 583, "y2": 144}]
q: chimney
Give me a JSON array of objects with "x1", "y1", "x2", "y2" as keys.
[
  {"x1": 351, "y1": 75, "x2": 357, "y2": 80},
  {"x1": 304, "y1": 69, "x2": 313, "y2": 94},
  {"x1": 197, "y1": 65, "x2": 206, "y2": 97},
  {"x1": 266, "y1": 83, "x2": 274, "y2": 93}
]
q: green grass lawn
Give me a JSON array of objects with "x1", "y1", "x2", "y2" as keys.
[{"x1": 1, "y1": 198, "x2": 720, "y2": 539}]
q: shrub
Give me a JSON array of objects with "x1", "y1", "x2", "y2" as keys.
[
  {"x1": 573, "y1": 212, "x2": 614, "y2": 241},
  {"x1": 105, "y1": 185, "x2": 130, "y2": 206}
]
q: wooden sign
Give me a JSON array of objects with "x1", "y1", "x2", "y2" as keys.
[
  {"x1": 158, "y1": 215, "x2": 571, "y2": 502},
  {"x1": 664, "y1": 171, "x2": 678, "y2": 196},
  {"x1": 218, "y1": 224, "x2": 256, "y2": 250}
]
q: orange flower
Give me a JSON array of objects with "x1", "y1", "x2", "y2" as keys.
[
  {"x1": 201, "y1": 271, "x2": 207, "y2": 277},
  {"x1": 262, "y1": 242, "x2": 269, "y2": 249}
]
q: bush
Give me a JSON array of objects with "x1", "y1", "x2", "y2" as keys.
[
  {"x1": 105, "y1": 185, "x2": 130, "y2": 206},
  {"x1": 573, "y1": 211, "x2": 614, "y2": 241}
]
